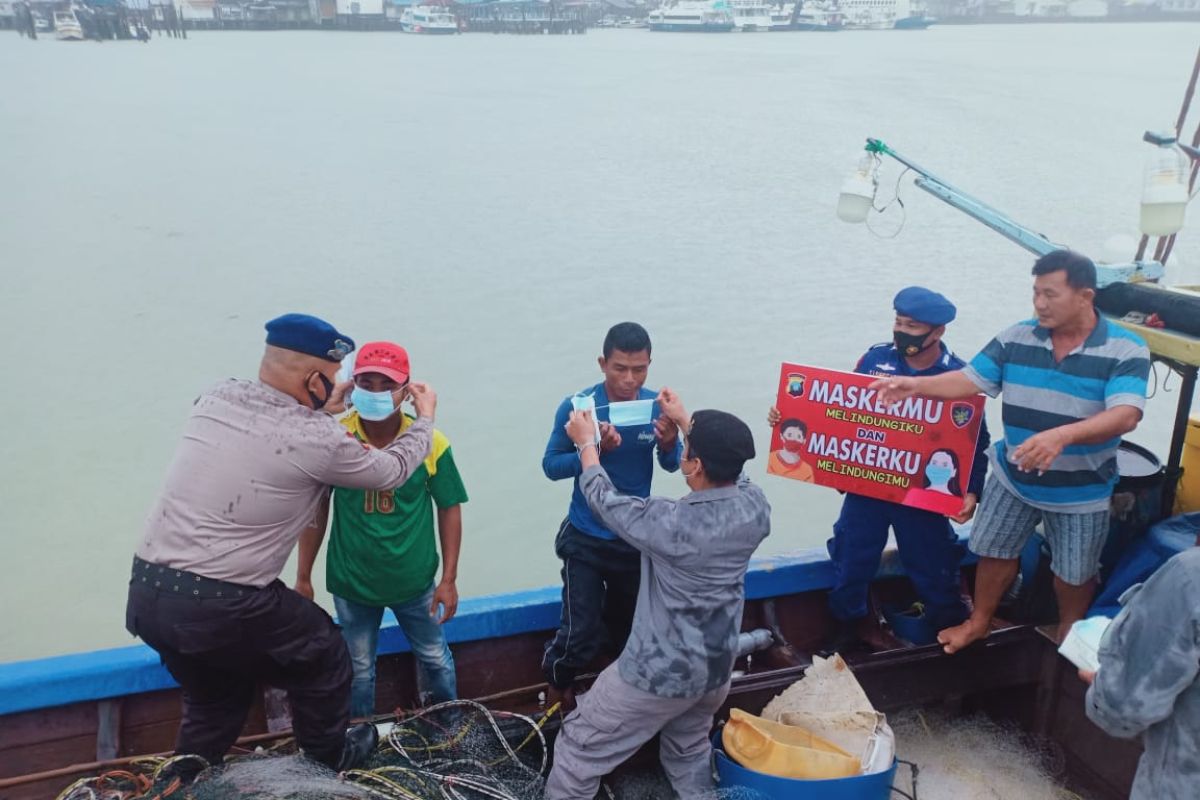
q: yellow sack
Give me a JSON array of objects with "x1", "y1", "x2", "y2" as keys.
[{"x1": 722, "y1": 708, "x2": 862, "y2": 780}]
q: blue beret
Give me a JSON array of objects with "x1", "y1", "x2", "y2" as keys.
[
  {"x1": 264, "y1": 314, "x2": 355, "y2": 363},
  {"x1": 893, "y1": 286, "x2": 956, "y2": 326}
]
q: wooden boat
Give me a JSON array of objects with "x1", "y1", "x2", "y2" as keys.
[{"x1": 0, "y1": 545, "x2": 1150, "y2": 799}]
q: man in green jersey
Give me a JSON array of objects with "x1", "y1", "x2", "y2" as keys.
[{"x1": 296, "y1": 341, "x2": 467, "y2": 714}]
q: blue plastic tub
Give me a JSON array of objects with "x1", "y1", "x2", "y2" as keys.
[{"x1": 712, "y1": 732, "x2": 897, "y2": 800}]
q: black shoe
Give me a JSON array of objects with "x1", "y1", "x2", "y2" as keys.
[
  {"x1": 817, "y1": 617, "x2": 866, "y2": 658},
  {"x1": 336, "y1": 722, "x2": 379, "y2": 771}
]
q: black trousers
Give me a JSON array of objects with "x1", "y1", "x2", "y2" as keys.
[
  {"x1": 125, "y1": 570, "x2": 351, "y2": 767},
  {"x1": 541, "y1": 520, "x2": 641, "y2": 689}
]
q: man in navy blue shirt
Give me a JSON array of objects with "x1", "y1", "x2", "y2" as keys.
[
  {"x1": 542, "y1": 322, "x2": 683, "y2": 708},
  {"x1": 770, "y1": 287, "x2": 989, "y2": 653}
]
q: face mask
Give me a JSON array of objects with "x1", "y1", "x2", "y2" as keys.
[
  {"x1": 894, "y1": 330, "x2": 933, "y2": 358},
  {"x1": 925, "y1": 464, "x2": 954, "y2": 486},
  {"x1": 351, "y1": 386, "x2": 397, "y2": 421},
  {"x1": 607, "y1": 399, "x2": 655, "y2": 427},
  {"x1": 682, "y1": 458, "x2": 702, "y2": 480},
  {"x1": 307, "y1": 372, "x2": 335, "y2": 411},
  {"x1": 782, "y1": 439, "x2": 806, "y2": 454}
]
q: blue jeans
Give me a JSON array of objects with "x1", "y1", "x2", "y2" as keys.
[{"x1": 334, "y1": 585, "x2": 458, "y2": 717}]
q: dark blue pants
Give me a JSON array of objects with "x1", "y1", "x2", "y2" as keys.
[
  {"x1": 827, "y1": 493, "x2": 969, "y2": 632},
  {"x1": 542, "y1": 520, "x2": 641, "y2": 689}
]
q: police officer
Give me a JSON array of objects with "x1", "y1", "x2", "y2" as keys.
[
  {"x1": 126, "y1": 314, "x2": 438, "y2": 781},
  {"x1": 770, "y1": 287, "x2": 989, "y2": 652}
]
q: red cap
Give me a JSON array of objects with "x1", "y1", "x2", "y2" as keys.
[{"x1": 353, "y1": 341, "x2": 410, "y2": 384}]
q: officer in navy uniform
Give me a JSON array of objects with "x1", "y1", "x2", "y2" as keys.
[
  {"x1": 127, "y1": 314, "x2": 438, "y2": 783},
  {"x1": 770, "y1": 287, "x2": 989, "y2": 652}
]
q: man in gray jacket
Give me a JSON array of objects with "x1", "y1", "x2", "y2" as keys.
[
  {"x1": 1083, "y1": 547, "x2": 1200, "y2": 799},
  {"x1": 545, "y1": 389, "x2": 771, "y2": 799}
]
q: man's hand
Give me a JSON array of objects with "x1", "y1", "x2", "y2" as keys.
[
  {"x1": 870, "y1": 376, "x2": 920, "y2": 406},
  {"x1": 949, "y1": 492, "x2": 978, "y2": 525},
  {"x1": 409, "y1": 382, "x2": 437, "y2": 419},
  {"x1": 566, "y1": 410, "x2": 599, "y2": 447},
  {"x1": 294, "y1": 578, "x2": 315, "y2": 601},
  {"x1": 598, "y1": 421, "x2": 622, "y2": 452},
  {"x1": 654, "y1": 415, "x2": 678, "y2": 448},
  {"x1": 1078, "y1": 669, "x2": 1096, "y2": 685},
  {"x1": 1010, "y1": 428, "x2": 1067, "y2": 474},
  {"x1": 431, "y1": 580, "x2": 458, "y2": 624},
  {"x1": 767, "y1": 406, "x2": 781, "y2": 427},
  {"x1": 325, "y1": 380, "x2": 354, "y2": 415},
  {"x1": 656, "y1": 387, "x2": 688, "y2": 428}
]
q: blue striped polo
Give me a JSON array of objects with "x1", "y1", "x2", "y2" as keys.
[{"x1": 963, "y1": 316, "x2": 1150, "y2": 512}]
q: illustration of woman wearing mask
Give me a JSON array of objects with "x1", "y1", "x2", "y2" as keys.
[
  {"x1": 768, "y1": 418, "x2": 815, "y2": 483},
  {"x1": 902, "y1": 448, "x2": 964, "y2": 513}
]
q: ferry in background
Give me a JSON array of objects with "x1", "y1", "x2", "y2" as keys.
[
  {"x1": 400, "y1": 4, "x2": 459, "y2": 33},
  {"x1": 648, "y1": 0, "x2": 735, "y2": 31},
  {"x1": 840, "y1": 0, "x2": 933, "y2": 29},
  {"x1": 730, "y1": 0, "x2": 773, "y2": 30},
  {"x1": 793, "y1": 1, "x2": 843, "y2": 29},
  {"x1": 53, "y1": 9, "x2": 83, "y2": 39}
]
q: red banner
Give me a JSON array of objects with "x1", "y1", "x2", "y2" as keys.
[{"x1": 767, "y1": 363, "x2": 985, "y2": 516}]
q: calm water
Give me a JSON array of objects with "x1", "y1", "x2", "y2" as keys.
[{"x1": 2, "y1": 23, "x2": 1199, "y2": 661}]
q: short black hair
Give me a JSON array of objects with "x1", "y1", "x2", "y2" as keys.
[
  {"x1": 688, "y1": 409, "x2": 755, "y2": 484},
  {"x1": 780, "y1": 419, "x2": 807, "y2": 437},
  {"x1": 1031, "y1": 250, "x2": 1097, "y2": 291},
  {"x1": 603, "y1": 322, "x2": 651, "y2": 359}
]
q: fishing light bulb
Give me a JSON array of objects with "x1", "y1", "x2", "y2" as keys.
[{"x1": 837, "y1": 154, "x2": 879, "y2": 224}]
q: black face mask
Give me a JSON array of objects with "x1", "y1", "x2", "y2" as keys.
[
  {"x1": 893, "y1": 330, "x2": 933, "y2": 358},
  {"x1": 307, "y1": 371, "x2": 335, "y2": 410}
]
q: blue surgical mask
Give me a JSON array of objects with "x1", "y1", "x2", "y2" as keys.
[
  {"x1": 607, "y1": 399, "x2": 655, "y2": 427},
  {"x1": 925, "y1": 464, "x2": 954, "y2": 487},
  {"x1": 351, "y1": 386, "x2": 396, "y2": 422}
]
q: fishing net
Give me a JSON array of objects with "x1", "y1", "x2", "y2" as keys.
[
  {"x1": 54, "y1": 699, "x2": 767, "y2": 800},
  {"x1": 889, "y1": 708, "x2": 1082, "y2": 800}
]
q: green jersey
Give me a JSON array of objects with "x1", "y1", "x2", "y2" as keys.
[{"x1": 327, "y1": 412, "x2": 468, "y2": 607}]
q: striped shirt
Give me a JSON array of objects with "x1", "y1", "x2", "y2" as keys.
[{"x1": 962, "y1": 316, "x2": 1150, "y2": 513}]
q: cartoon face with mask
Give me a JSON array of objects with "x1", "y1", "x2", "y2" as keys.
[
  {"x1": 922, "y1": 449, "x2": 962, "y2": 496},
  {"x1": 777, "y1": 419, "x2": 808, "y2": 463}
]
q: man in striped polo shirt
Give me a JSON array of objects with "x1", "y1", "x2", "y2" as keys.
[{"x1": 874, "y1": 250, "x2": 1151, "y2": 654}]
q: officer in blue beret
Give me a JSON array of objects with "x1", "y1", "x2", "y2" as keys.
[
  {"x1": 127, "y1": 313, "x2": 440, "y2": 783},
  {"x1": 769, "y1": 287, "x2": 990, "y2": 653}
]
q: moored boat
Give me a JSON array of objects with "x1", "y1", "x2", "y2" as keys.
[
  {"x1": 399, "y1": 4, "x2": 459, "y2": 33},
  {"x1": 648, "y1": 0, "x2": 735, "y2": 31},
  {"x1": 53, "y1": 9, "x2": 83, "y2": 40}
]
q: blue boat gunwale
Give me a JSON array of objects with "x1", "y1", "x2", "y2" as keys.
[{"x1": 0, "y1": 537, "x2": 976, "y2": 717}]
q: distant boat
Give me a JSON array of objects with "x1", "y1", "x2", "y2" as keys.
[
  {"x1": 790, "y1": 1, "x2": 843, "y2": 30},
  {"x1": 841, "y1": 0, "x2": 933, "y2": 28},
  {"x1": 53, "y1": 10, "x2": 83, "y2": 40},
  {"x1": 730, "y1": 0, "x2": 774, "y2": 31},
  {"x1": 400, "y1": 4, "x2": 459, "y2": 33},
  {"x1": 648, "y1": 0, "x2": 735, "y2": 31}
]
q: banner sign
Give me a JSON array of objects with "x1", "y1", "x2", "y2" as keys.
[{"x1": 767, "y1": 363, "x2": 985, "y2": 516}]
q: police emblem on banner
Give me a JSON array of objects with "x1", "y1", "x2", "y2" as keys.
[
  {"x1": 951, "y1": 402, "x2": 974, "y2": 428},
  {"x1": 786, "y1": 373, "x2": 806, "y2": 398}
]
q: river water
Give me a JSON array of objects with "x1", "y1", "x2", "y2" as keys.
[{"x1": 2, "y1": 22, "x2": 1198, "y2": 661}]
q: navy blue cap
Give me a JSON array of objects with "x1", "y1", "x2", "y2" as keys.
[
  {"x1": 893, "y1": 286, "x2": 956, "y2": 327},
  {"x1": 264, "y1": 314, "x2": 355, "y2": 363}
]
